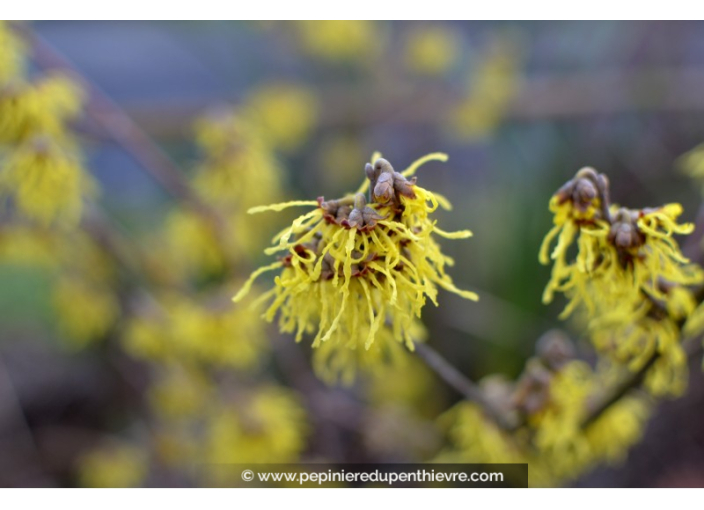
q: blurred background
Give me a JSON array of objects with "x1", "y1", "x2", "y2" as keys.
[{"x1": 3, "y1": 20, "x2": 704, "y2": 487}]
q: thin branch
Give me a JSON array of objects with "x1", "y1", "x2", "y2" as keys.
[
  {"x1": 413, "y1": 343, "x2": 516, "y2": 431},
  {"x1": 581, "y1": 355, "x2": 658, "y2": 429},
  {"x1": 582, "y1": 334, "x2": 703, "y2": 429}
]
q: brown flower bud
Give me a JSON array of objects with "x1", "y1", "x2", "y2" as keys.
[{"x1": 608, "y1": 208, "x2": 644, "y2": 250}]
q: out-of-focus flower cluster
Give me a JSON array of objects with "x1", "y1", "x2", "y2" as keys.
[
  {"x1": 113, "y1": 95, "x2": 318, "y2": 485},
  {"x1": 437, "y1": 331, "x2": 651, "y2": 487},
  {"x1": 0, "y1": 22, "x2": 314, "y2": 487},
  {"x1": 0, "y1": 23, "x2": 116, "y2": 348},
  {"x1": 0, "y1": 22, "x2": 94, "y2": 227},
  {"x1": 447, "y1": 34, "x2": 522, "y2": 140}
]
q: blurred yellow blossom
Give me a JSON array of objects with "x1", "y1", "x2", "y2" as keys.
[
  {"x1": 0, "y1": 21, "x2": 25, "y2": 85},
  {"x1": 0, "y1": 74, "x2": 84, "y2": 144},
  {"x1": 293, "y1": 21, "x2": 380, "y2": 64},
  {"x1": 313, "y1": 319, "x2": 427, "y2": 385},
  {"x1": 0, "y1": 56, "x2": 94, "y2": 228},
  {"x1": 163, "y1": 208, "x2": 227, "y2": 279},
  {"x1": 404, "y1": 24, "x2": 461, "y2": 77},
  {"x1": 0, "y1": 224, "x2": 60, "y2": 268},
  {"x1": 366, "y1": 342, "x2": 446, "y2": 417},
  {"x1": 0, "y1": 136, "x2": 96, "y2": 226},
  {"x1": 679, "y1": 142, "x2": 704, "y2": 194},
  {"x1": 52, "y1": 276, "x2": 119, "y2": 347},
  {"x1": 449, "y1": 35, "x2": 522, "y2": 139},
  {"x1": 204, "y1": 385, "x2": 307, "y2": 464},
  {"x1": 78, "y1": 443, "x2": 148, "y2": 488},
  {"x1": 185, "y1": 111, "x2": 285, "y2": 264},
  {"x1": 123, "y1": 290, "x2": 268, "y2": 370},
  {"x1": 193, "y1": 111, "x2": 283, "y2": 209},
  {"x1": 148, "y1": 365, "x2": 213, "y2": 420},
  {"x1": 438, "y1": 358, "x2": 650, "y2": 487},
  {"x1": 243, "y1": 83, "x2": 318, "y2": 152}
]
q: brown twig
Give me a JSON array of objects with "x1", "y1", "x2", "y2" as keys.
[
  {"x1": 413, "y1": 343, "x2": 516, "y2": 431},
  {"x1": 582, "y1": 335, "x2": 703, "y2": 429}
]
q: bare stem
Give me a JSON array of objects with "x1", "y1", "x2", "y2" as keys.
[{"x1": 414, "y1": 343, "x2": 516, "y2": 431}]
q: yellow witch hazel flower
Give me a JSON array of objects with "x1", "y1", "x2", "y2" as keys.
[
  {"x1": 192, "y1": 110, "x2": 283, "y2": 210},
  {"x1": 541, "y1": 167, "x2": 703, "y2": 317},
  {"x1": 0, "y1": 73, "x2": 84, "y2": 144},
  {"x1": 540, "y1": 167, "x2": 703, "y2": 395},
  {"x1": 0, "y1": 24, "x2": 94, "y2": 228},
  {"x1": 234, "y1": 153, "x2": 478, "y2": 382},
  {"x1": 0, "y1": 136, "x2": 96, "y2": 226}
]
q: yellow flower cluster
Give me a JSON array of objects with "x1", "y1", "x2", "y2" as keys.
[
  {"x1": 105, "y1": 109, "x2": 298, "y2": 485},
  {"x1": 242, "y1": 83, "x2": 318, "y2": 152},
  {"x1": 0, "y1": 23, "x2": 95, "y2": 227},
  {"x1": 234, "y1": 153, "x2": 478, "y2": 383},
  {"x1": 123, "y1": 290, "x2": 268, "y2": 370},
  {"x1": 146, "y1": 368, "x2": 308, "y2": 484},
  {"x1": 192, "y1": 111, "x2": 284, "y2": 211},
  {"x1": 0, "y1": 136, "x2": 96, "y2": 226},
  {"x1": 157, "y1": 111, "x2": 285, "y2": 281},
  {"x1": 292, "y1": 21, "x2": 380, "y2": 64},
  {"x1": 0, "y1": 222, "x2": 119, "y2": 347},
  {"x1": 0, "y1": 24, "x2": 116, "y2": 351},
  {"x1": 438, "y1": 355, "x2": 650, "y2": 487},
  {"x1": 203, "y1": 385, "x2": 307, "y2": 464},
  {"x1": 51, "y1": 231, "x2": 119, "y2": 346},
  {"x1": 80, "y1": 366, "x2": 308, "y2": 488},
  {"x1": 448, "y1": 35, "x2": 522, "y2": 140},
  {"x1": 404, "y1": 24, "x2": 461, "y2": 77},
  {"x1": 78, "y1": 443, "x2": 148, "y2": 488},
  {"x1": 0, "y1": 21, "x2": 25, "y2": 85},
  {"x1": 53, "y1": 276, "x2": 119, "y2": 347},
  {"x1": 539, "y1": 167, "x2": 703, "y2": 395},
  {"x1": 0, "y1": 74, "x2": 83, "y2": 143}
]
